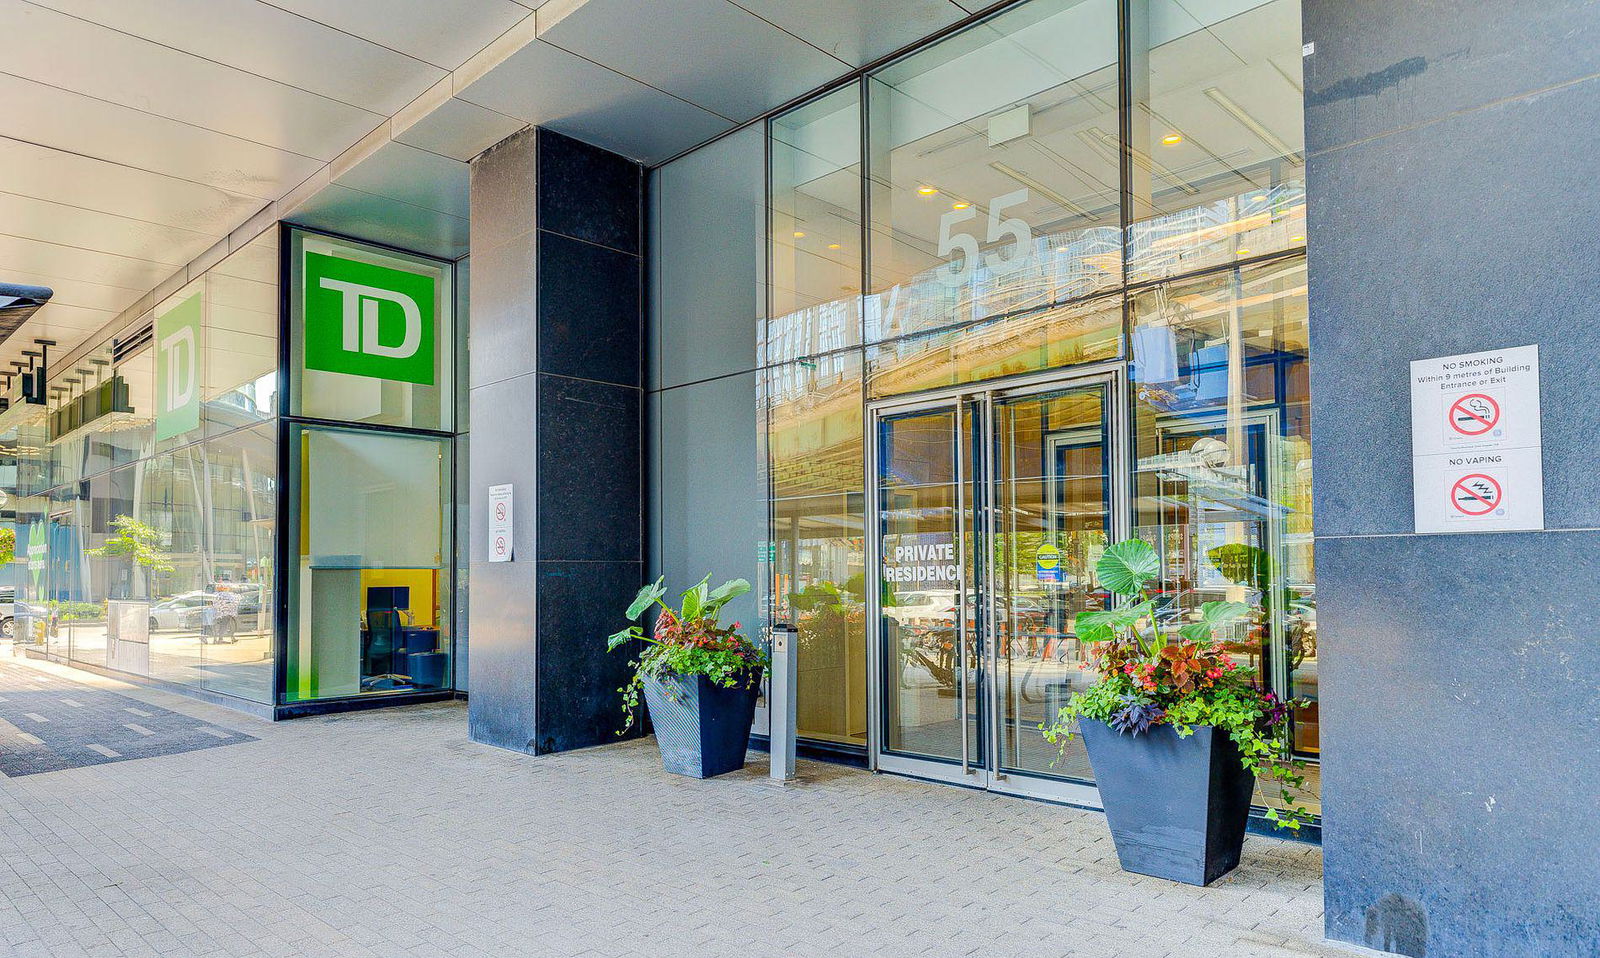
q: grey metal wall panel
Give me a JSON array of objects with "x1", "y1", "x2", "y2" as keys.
[{"x1": 650, "y1": 124, "x2": 764, "y2": 391}]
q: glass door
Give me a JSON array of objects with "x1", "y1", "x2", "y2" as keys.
[
  {"x1": 874, "y1": 401, "x2": 981, "y2": 782},
  {"x1": 870, "y1": 371, "x2": 1123, "y2": 802}
]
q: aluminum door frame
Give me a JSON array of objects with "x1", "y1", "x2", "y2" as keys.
[{"x1": 865, "y1": 363, "x2": 1130, "y2": 808}]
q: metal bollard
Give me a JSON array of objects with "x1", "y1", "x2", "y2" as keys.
[{"x1": 768, "y1": 623, "x2": 798, "y2": 782}]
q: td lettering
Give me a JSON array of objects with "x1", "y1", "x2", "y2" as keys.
[
  {"x1": 303, "y1": 252, "x2": 436, "y2": 386},
  {"x1": 318, "y1": 278, "x2": 423, "y2": 360},
  {"x1": 159, "y1": 325, "x2": 196, "y2": 412}
]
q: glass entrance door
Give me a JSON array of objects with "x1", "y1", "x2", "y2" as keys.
[{"x1": 870, "y1": 372, "x2": 1124, "y2": 802}]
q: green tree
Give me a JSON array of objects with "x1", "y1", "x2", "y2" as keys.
[{"x1": 87, "y1": 516, "x2": 173, "y2": 598}]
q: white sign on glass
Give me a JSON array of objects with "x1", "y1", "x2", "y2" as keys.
[
  {"x1": 1410, "y1": 345, "x2": 1543, "y2": 534},
  {"x1": 488, "y1": 483, "x2": 514, "y2": 562}
]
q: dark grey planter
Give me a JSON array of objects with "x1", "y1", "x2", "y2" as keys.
[
  {"x1": 641, "y1": 673, "x2": 760, "y2": 779},
  {"x1": 1079, "y1": 718, "x2": 1256, "y2": 886}
]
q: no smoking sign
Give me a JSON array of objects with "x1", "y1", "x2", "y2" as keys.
[{"x1": 1447, "y1": 392, "x2": 1500, "y2": 437}]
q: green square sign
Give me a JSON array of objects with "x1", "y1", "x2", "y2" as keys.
[{"x1": 304, "y1": 252, "x2": 436, "y2": 386}]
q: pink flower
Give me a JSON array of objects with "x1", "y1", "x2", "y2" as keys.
[{"x1": 1207, "y1": 668, "x2": 1222, "y2": 679}]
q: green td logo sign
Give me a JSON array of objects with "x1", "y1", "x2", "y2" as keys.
[{"x1": 304, "y1": 252, "x2": 435, "y2": 386}]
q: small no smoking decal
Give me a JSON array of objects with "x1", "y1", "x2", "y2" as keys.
[{"x1": 1448, "y1": 392, "x2": 1500, "y2": 436}]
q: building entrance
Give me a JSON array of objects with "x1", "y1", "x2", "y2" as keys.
[{"x1": 868, "y1": 368, "x2": 1127, "y2": 805}]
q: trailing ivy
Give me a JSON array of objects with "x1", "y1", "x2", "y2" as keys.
[
  {"x1": 1042, "y1": 539, "x2": 1313, "y2": 831},
  {"x1": 608, "y1": 575, "x2": 769, "y2": 732}
]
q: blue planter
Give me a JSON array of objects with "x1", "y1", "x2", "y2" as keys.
[
  {"x1": 642, "y1": 673, "x2": 761, "y2": 779},
  {"x1": 1078, "y1": 718, "x2": 1256, "y2": 886}
]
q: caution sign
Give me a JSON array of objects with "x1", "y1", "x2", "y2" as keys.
[
  {"x1": 1447, "y1": 392, "x2": 1501, "y2": 438},
  {"x1": 1448, "y1": 472, "x2": 1503, "y2": 518},
  {"x1": 1035, "y1": 543, "x2": 1061, "y2": 584}
]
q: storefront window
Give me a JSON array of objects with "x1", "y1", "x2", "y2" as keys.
[
  {"x1": 867, "y1": 0, "x2": 1122, "y2": 343},
  {"x1": 769, "y1": 84, "x2": 863, "y2": 365},
  {"x1": 287, "y1": 229, "x2": 456, "y2": 432},
  {"x1": 11, "y1": 229, "x2": 281, "y2": 706},
  {"x1": 765, "y1": 350, "x2": 866, "y2": 745},
  {"x1": 1126, "y1": 0, "x2": 1306, "y2": 281},
  {"x1": 285, "y1": 425, "x2": 452, "y2": 702},
  {"x1": 865, "y1": 293, "x2": 1121, "y2": 399},
  {"x1": 1131, "y1": 255, "x2": 1316, "y2": 807}
]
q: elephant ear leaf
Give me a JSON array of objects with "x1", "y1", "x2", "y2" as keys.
[
  {"x1": 680, "y1": 575, "x2": 710, "y2": 621},
  {"x1": 1178, "y1": 600, "x2": 1249, "y2": 644},
  {"x1": 704, "y1": 578, "x2": 751, "y2": 617},
  {"x1": 607, "y1": 626, "x2": 641, "y2": 651},
  {"x1": 625, "y1": 577, "x2": 667, "y2": 620},
  {"x1": 1073, "y1": 610, "x2": 1117, "y2": 643},
  {"x1": 1095, "y1": 539, "x2": 1160, "y2": 598}
]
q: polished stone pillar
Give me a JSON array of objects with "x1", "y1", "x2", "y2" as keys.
[{"x1": 466, "y1": 127, "x2": 644, "y2": 754}]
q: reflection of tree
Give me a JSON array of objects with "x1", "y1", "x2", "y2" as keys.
[
  {"x1": 87, "y1": 516, "x2": 173, "y2": 600},
  {"x1": 0, "y1": 527, "x2": 13, "y2": 566}
]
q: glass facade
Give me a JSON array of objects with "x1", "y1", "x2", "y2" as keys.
[
  {"x1": 7, "y1": 229, "x2": 280, "y2": 704},
  {"x1": 283, "y1": 227, "x2": 460, "y2": 704},
  {"x1": 750, "y1": 0, "x2": 1314, "y2": 809},
  {"x1": 2, "y1": 223, "x2": 463, "y2": 712}
]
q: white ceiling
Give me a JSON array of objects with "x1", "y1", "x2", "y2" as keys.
[
  {"x1": 0, "y1": 0, "x2": 542, "y2": 376},
  {"x1": 2, "y1": 0, "x2": 975, "y2": 377}
]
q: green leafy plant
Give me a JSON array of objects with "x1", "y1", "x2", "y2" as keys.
[
  {"x1": 1042, "y1": 539, "x2": 1312, "y2": 831},
  {"x1": 607, "y1": 574, "x2": 769, "y2": 731},
  {"x1": 87, "y1": 515, "x2": 173, "y2": 597}
]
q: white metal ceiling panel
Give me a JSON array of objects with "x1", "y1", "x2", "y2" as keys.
[
  {"x1": 0, "y1": 270, "x2": 144, "y2": 314},
  {"x1": 263, "y1": 0, "x2": 538, "y2": 71},
  {"x1": 27, "y1": 0, "x2": 448, "y2": 116},
  {"x1": 458, "y1": 39, "x2": 732, "y2": 163},
  {"x1": 0, "y1": 2, "x2": 382, "y2": 161},
  {"x1": 393, "y1": 97, "x2": 527, "y2": 162},
  {"x1": 0, "y1": 193, "x2": 218, "y2": 268},
  {"x1": 0, "y1": 75, "x2": 322, "y2": 202},
  {"x1": 288, "y1": 184, "x2": 470, "y2": 261},
  {"x1": 333, "y1": 141, "x2": 471, "y2": 220},
  {"x1": 537, "y1": 0, "x2": 849, "y2": 123},
  {"x1": 0, "y1": 233, "x2": 172, "y2": 290},
  {"x1": 0, "y1": 139, "x2": 262, "y2": 233},
  {"x1": 729, "y1": 0, "x2": 967, "y2": 68}
]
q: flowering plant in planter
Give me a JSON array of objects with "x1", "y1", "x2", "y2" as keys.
[
  {"x1": 1043, "y1": 538, "x2": 1312, "y2": 832},
  {"x1": 607, "y1": 574, "x2": 769, "y2": 731}
]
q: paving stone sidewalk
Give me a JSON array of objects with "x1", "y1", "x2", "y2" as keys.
[{"x1": 0, "y1": 655, "x2": 1373, "y2": 958}]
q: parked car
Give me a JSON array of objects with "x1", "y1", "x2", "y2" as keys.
[{"x1": 149, "y1": 592, "x2": 211, "y2": 632}]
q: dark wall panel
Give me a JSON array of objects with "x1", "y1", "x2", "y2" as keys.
[{"x1": 1304, "y1": 1, "x2": 1600, "y2": 954}]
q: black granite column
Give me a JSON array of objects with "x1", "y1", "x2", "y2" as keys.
[{"x1": 467, "y1": 127, "x2": 644, "y2": 755}]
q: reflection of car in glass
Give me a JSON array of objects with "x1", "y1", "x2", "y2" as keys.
[
  {"x1": 884, "y1": 590, "x2": 958, "y2": 627},
  {"x1": 0, "y1": 586, "x2": 13, "y2": 638},
  {"x1": 149, "y1": 593, "x2": 210, "y2": 632}
]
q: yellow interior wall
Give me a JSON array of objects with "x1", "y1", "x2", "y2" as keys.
[{"x1": 359, "y1": 569, "x2": 438, "y2": 627}]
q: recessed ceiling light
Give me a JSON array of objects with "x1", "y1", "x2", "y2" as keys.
[
  {"x1": 793, "y1": 231, "x2": 806, "y2": 238},
  {"x1": 1257, "y1": 329, "x2": 1273, "y2": 337},
  {"x1": 952, "y1": 201, "x2": 970, "y2": 210},
  {"x1": 827, "y1": 243, "x2": 842, "y2": 250},
  {"x1": 1236, "y1": 248, "x2": 1252, "y2": 256},
  {"x1": 1290, "y1": 234, "x2": 1305, "y2": 244},
  {"x1": 917, "y1": 186, "x2": 938, "y2": 195},
  {"x1": 1054, "y1": 246, "x2": 1070, "y2": 253},
  {"x1": 1161, "y1": 133, "x2": 1183, "y2": 146}
]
